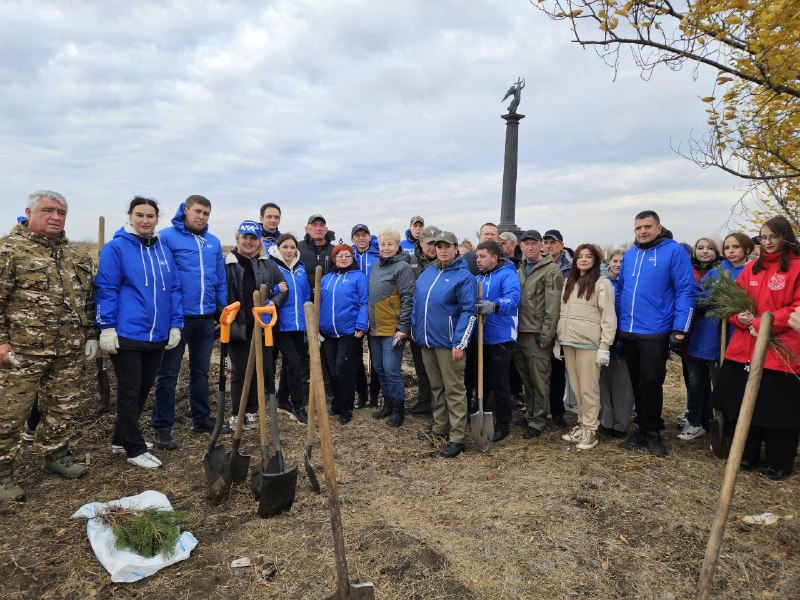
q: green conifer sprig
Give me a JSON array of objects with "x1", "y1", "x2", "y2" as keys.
[{"x1": 99, "y1": 507, "x2": 188, "y2": 559}]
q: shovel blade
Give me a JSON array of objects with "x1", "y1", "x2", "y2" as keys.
[
  {"x1": 203, "y1": 446, "x2": 232, "y2": 505},
  {"x1": 323, "y1": 582, "x2": 376, "y2": 600},
  {"x1": 470, "y1": 408, "x2": 494, "y2": 453},
  {"x1": 255, "y1": 464, "x2": 299, "y2": 518},
  {"x1": 228, "y1": 437, "x2": 251, "y2": 484},
  {"x1": 304, "y1": 444, "x2": 321, "y2": 493}
]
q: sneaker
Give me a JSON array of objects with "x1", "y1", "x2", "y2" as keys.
[
  {"x1": 292, "y1": 407, "x2": 309, "y2": 424},
  {"x1": 43, "y1": 447, "x2": 86, "y2": 479},
  {"x1": 112, "y1": 441, "x2": 153, "y2": 454},
  {"x1": 562, "y1": 425, "x2": 583, "y2": 443},
  {"x1": 618, "y1": 430, "x2": 647, "y2": 450},
  {"x1": 277, "y1": 403, "x2": 299, "y2": 422},
  {"x1": 245, "y1": 413, "x2": 258, "y2": 430},
  {"x1": 576, "y1": 429, "x2": 598, "y2": 450},
  {"x1": 127, "y1": 452, "x2": 163, "y2": 469},
  {"x1": 21, "y1": 427, "x2": 36, "y2": 444},
  {"x1": 154, "y1": 428, "x2": 178, "y2": 450},
  {"x1": 677, "y1": 425, "x2": 706, "y2": 441},
  {"x1": 676, "y1": 411, "x2": 688, "y2": 428}
]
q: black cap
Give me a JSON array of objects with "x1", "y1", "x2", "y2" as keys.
[
  {"x1": 351, "y1": 224, "x2": 370, "y2": 236},
  {"x1": 307, "y1": 214, "x2": 326, "y2": 225},
  {"x1": 543, "y1": 229, "x2": 563, "y2": 242},
  {"x1": 520, "y1": 229, "x2": 542, "y2": 242}
]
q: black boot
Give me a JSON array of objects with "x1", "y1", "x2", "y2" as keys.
[
  {"x1": 387, "y1": 403, "x2": 405, "y2": 428},
  {"x1": 408, "y1": 401, "x2": 432, "y2": 416},
  {"x1": 154, "y1": 428, "x2": 178, "y2": 451},
  {"x1": 492, "y1": 422, "x2": 510, "y2": 442},
  {"x1": 373, "y1": 402, "x2": 392, "y2": 419},
  {"x1": 646, "y1": 432, "x2": 667, "y2": 456}
]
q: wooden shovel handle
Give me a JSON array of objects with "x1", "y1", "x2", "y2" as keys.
[
  {"x1": 477, "y1": 282, "x2": 484, "y2": 406},
  {"x1": 305, "y1": 301, "x2": 350, "y2": 598},
  {"x1": 253, "y1": 290, "x2": 269, "y2": 450},
  {"x1": 696, "y1": 312, "x2": 773, "y2": 599},
  {"x1": 305, "y1": 266, "x2": 323, "y2": 444}
]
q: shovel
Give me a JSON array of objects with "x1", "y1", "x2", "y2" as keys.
[
  {"x1": 203, "y1": 301, "x2": 240, "y2": 505},
  {"x1": 470, "y1": 282, "x2": 493, "y2": 452},
  {"x1": 304, "y1": 266, "x2": 323, "y2": 493},
  {"x1": 251, "y1": 301, "x2": 298, "y2": 517},
  {"x1": 96, "y1": 216, "x2": 112, "y2": 413},
  {"x1": 228, "y1": 329, "x2": 257, "y2": 484},
  {"x1": 305, "y1": 302, "x2": 375, "y2": 600}
]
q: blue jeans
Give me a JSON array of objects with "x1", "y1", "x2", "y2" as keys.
[
  {"x1": 152, "y1": 316, "x2": 215, "y2": 430},
  {"x1": 368, "y1": 335, "x2": 406, "y2": 405},
  {"x1": 682, "y1": 357, "x2": 713, "y2": 428}
]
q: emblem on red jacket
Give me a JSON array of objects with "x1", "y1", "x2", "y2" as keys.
[{"x1": 768, "y1": 273, "x2": 786, "y2": 291}]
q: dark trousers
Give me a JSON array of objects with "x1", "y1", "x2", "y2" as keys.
[
  {"x1": 275, "y1": 330, "x2": 309, "y2": 410},
  {"x1": 322, "y1": 335, "x2": 362, "y2": 417},
  {"x1": 483, "y1": 342, "x2": 514, "y2": 427},
  {"x1": 743, "y1": 425, "x2": 800, "y2": 474},
  {"x1": 549, "y1": 354, "x2": 566, "y2": 420},
  {"x1": 356, "y1": 336, "x2": 381, "y2": 404},
  {"x1": 464, "y1": 338, "x2": 478, "y2": 404},
  {"x1": 153, "y1": 315, "x2": 215, "y2": 429},
  {"x1": 228, "y1": 330, "x2": 270, "y2": 416},
  {"x1": 111, "y1": 348, "x2": 163, "y2": 457},
  {"x1": 410, "y1": 341, "x2": 432, "y2": 406},
  {"x1": 622, "y1": 337, "x2": 670, "y2": 433},
  {"x1": 509, "y1": 360, "x2": 522, "y2": 397},
  {"x1": 682, "y1": 357, "x2": 713, "y2": 429}
]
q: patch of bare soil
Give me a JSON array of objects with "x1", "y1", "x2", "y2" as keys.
[{"x1": 0, "y1": 354, "x2": 797, "y2": 599}]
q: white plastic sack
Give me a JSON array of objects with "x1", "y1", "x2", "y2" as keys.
[{"x1": 71, "y1": 489, "x2": 198, "y2": 583}]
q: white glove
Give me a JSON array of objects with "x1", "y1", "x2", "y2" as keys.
[
  {"x1": 552, "y1": 340, "x2": 563, "y2": 361},
  {"x1": 84, "y1": 339, "x2": 100, "y2": 360},
  {"x1": 99, "y1": 329, "x2": 119, "y2": 355},
  {"x1": 165, "y1": 327, "x2": 182, "y2": 350},
  {"x1": 596, "y1": 349, "x2": 611, "y2": 367}
]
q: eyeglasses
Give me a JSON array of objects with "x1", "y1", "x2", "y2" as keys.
[
  {"x1": 336, "y1": 253, "x2": 353, "y2": 259},
  {"x1": 759, "y1": 235, "x2": 781, "y2": 243}
]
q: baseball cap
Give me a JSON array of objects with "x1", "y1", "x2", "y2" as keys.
[
  {"x1": 435, "y1": 231, "x2": 458, "y2": 245},
  {"x1": 351, "y1": 224, "x2": 370, "y2": 236},
  {"x1": 421, "y1": 225, "x2": 442, "y2": 243},
  {"x1": 520, "y1": 229, "x2": 542, "y2": 242},
  {"x1": 307, "y1": 214, "x2": 326, "y2": 225},
  {"x1": 237, "y1": 220, "x2": 261, "y2": 237},
  {"x1": 409, "y1": 215, "x2": 425, "y2": 226},
  {"x1": 499, "y1": 231, "x2": 517, "y2": 243},
  {"x1": 543, "y1": 229, "x2": 563, "y2": 242}
]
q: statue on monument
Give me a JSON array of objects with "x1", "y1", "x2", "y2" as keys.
[{"x1": 502, "y1": 77, "x2": 525, "y2": 114}]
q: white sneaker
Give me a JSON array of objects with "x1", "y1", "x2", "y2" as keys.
[
  {"x1": 676, "y1": 411, "x2": 688, "y2": 428},
  {"x1": 112, "y1": 441, "x2": 153, "y2": 454},
  {"x1": 127, "y1": 452, "x2": 162, "y2": 469},
  {"x1": 245, "y1": 413, "x2": 258, "y2": 430},
  {"x1": 562, "y1": 425, "x2": 582, "y2": 443},
  {"x1": 576, "y1": 428, "x2": 598, "y2": 450},
  {"x1": 678, "y1": 425, "x2": 706, "y2": 441}
]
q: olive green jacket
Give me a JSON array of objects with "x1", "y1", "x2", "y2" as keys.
[{"x1": 516, "y1": 254, "x2": 561, "y2": 345}]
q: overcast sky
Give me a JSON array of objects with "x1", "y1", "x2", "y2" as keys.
[{"x1": 1, "y1": 0, "x2": 749, "y2": 248}]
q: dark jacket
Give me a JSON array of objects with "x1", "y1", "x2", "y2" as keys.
[
  {"x1": 297, "y1": 231, "x2": 335, "y2": 291},
  {"x1": 409, "y1": 242, "x2": 436, "y2": 279},
  {"x1": 368, "y1": 251, "x2": 415, "y2": 336},
  {"x1": 225, "y1": 251, "x2": 287, "y2": 342}
]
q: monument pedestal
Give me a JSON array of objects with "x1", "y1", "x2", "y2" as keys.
[{"x1": 498, "y1": 112, "x2": 525, "y2": 240}]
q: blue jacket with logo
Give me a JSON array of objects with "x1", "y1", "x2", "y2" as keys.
[
  {"x1": 400, "y1": 229, "x2": 416, "y2": 254},
  {"x1": 261, "y1": 227, "x2": 282, "y2": 254},
  {"x1": 95, "y1": 225, "x2": 184, "y2": 343},
  {"x1": 319, "y1": 267, "x2": 368, "y2": 338},
  {"x1": 685, "y1": 265, "x2": 721, "y2": 361},
  {"x1": 158, "y1": 203, "x2": 227, "y2": 316},
  {"x1": 268, "y1": 246, "x2": 312, "y2": 332},
  {"x1": 476, "y1": 258, "x2": 520, "y2": 345},
  {"x1": 411, "y1": 257, "x2": 477, "y2": 350},
  {"x1": 617, "y1": 233, "x2": 696, "y2": 336},
  {"x1": 353, "y1": 235, "x2": 380, "y2": 283}
]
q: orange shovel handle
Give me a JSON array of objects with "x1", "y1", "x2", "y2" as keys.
[
  {"x1": 252, "y1": 304, "x2": 278, "y2": 347},
  {"x1": 219, "y1": 301, "x2": 241, "y2": 344}
]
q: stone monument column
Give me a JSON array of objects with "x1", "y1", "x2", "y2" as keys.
[{"x1": 498, "y1": 112, "x2": 524, "y2": 238}]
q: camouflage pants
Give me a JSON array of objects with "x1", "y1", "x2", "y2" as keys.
[{"x1": 0, "y1": 351, "x2": 86, "y2": 463}]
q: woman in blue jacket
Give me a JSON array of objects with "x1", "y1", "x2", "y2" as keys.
[
  {"x1": 269, "y1": 233, "x2": 312, "y2": 424},
  {"x1": 95, "y1": 197, "x2": 183, "y2": 469},
  {"x1": 319, "y1": 244, "x2": 368, "y2": 424},
  {"x1": 411, "y1": 230, "x2": 477, "y2": 458}
]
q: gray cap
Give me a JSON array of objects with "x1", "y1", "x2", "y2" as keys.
[
  {"x1": 435, "y1": 230, "x2": 458, "y2": 245},
  {"x1": 421, "y1": 225, "x2": 442, "y2": 243},
  {"x1": 307, "y1": 214, "x2": 326, "y2": 225},
  {"x1": 499, "y1": 231, "x2": 518, "y2": 243},
  {"x1": 520, "y1": 229, "x2": 542, "y2": 241}
]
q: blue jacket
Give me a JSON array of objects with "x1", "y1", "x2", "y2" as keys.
[
  {"x1": 158, "y1": 203, "x2": 227, "y2": 317},
  {"x1": 476, "y1": 258, "x2": 520, "y2": 345},
  {"x1": 411, "y1": 257, "x2": 477, "y2": 350},
  {"x1": 685, "y1": 266, "x2": 721, "y2": 360},
  {"x1": 617, "y1": 234, "x2": 696, "y2": 336},
  {"x1": 268, "y1": 247, "x2": 312, "y2": 332},
  {"x1": 605, "y1": 273, "x2": 624, "y2": 358},
  {"x1": 353, "y1": 235, "x2": 380, "y2": 283},
  {"x1": 95, "y1": 225, "x2": 183, "y2": 343},
  {"x1": 261, "y1": 227, "x2": 282, "y2": 254},
  {"x1": 399, "y1": 229, "x2": 416, "y2": 254},
  {"x1": 319, "y1": 267, "x2": 368, "y2": 338},
  {"x1": 707, "y1": 259, "x2": 748, "y2": 344}
]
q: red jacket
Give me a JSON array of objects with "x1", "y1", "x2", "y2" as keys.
[{"x1": 724, "y1": 251, "x2": 800, "y2": 373}]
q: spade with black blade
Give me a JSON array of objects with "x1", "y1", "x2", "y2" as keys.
[
  {"x1": 250, "y1": 301, "x2": 298, "y2": 517},
  {"x1": 470, "y1": 282, "x2": 493, "y2": 452},
  {"x1": 96, "y1": 216, "x2": 112, "y2": 412},
  {"x1": 228, "y1": 330, "x2": 257, "y2": 484},
  {"x1": 203, "y1": 301, "x2": 240, "y2": 505},
  {"x1": 304, "y1": 265, "x2": 323, "y2": 493}
]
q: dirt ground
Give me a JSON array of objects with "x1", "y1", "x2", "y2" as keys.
[{"x1": 0, "y1": 352, "x2": 798, "y2": 600}]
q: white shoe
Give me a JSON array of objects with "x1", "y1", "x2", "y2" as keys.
[
  {"x1": 678, "y1": 425, "x2": 706, "y2": 441},
  {"x1": 562, "y1": 425, "x2": 582, "y2": 443},
  {"x1": 676, "y1": 411, "x2": 688, "y2": 428},
  {"x1": 245, "y1": 413, "x2": 258, "y2": 430},
  {"x1": 112, "y1": 441, "x2": 153, "y2": 454},
  {"x1": 127, "y1": 452, "x2": 162, "y2": 469},
  {"x1": 576, "y1": 428, "x2": 598, "y2": 450}
]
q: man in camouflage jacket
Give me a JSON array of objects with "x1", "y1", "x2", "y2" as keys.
[{"x1": 0, "y1": 190, "x2": 98, "y2": 502}]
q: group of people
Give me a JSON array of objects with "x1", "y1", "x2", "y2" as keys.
[{"x1": 1, "y1": 190, "x2": 799, "y2": 503}]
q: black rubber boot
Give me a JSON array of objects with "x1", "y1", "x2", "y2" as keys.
[
  {"x1": 154, "y1": 428, "x2": 178, "y2": 451},
  {"x1": 387, "y1": 403, "x2": 405, "y2": 428},
  {"x1": 373, "y1": 402, "x2": 392, "y2": 419},
  {"x1": 408, "y1": 401, "x2": 432, "y2": 416}
]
